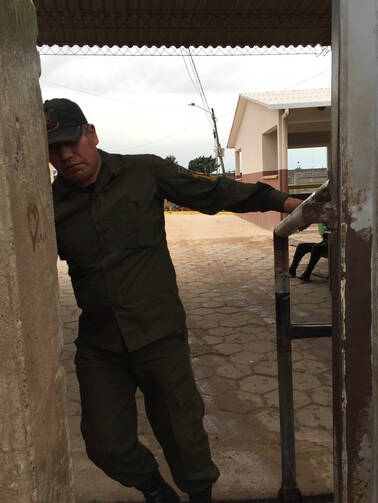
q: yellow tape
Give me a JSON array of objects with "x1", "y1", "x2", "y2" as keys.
[{"x1": 164, "y1": 211, "x2": 235, "y2": 215}]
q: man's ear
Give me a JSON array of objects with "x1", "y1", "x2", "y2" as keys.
[{"x1": 87, "y1": 124, "x2": 99, "y2": 146}]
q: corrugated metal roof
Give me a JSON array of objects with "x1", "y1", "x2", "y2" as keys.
[
  {"x1": 34, "y1": 0, "x2": 331, "y2": 48},
  {"x1": 243, "y1": 88, "x2": 331, "y2": 109}
]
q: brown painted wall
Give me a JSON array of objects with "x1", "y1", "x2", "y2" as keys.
[{"x1": 239, "y1": 171, "x2": 287, "y2": 229}]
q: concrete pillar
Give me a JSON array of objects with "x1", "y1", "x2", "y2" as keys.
[
  {"x1": 277, "y1": 109, "x2": 289, "y2": 193},
  {"x1": 234, "y1": 149, "x2": 241, "y2": 177},
  {"x1": 0, "y1": 1, "x2": 74, "y2": 502},
  {"x1": 331, "y1": 0, "x2": 378, "y2": 501}
]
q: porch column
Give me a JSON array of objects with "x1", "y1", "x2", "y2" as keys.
[
  {"x1": 235, "y1": 148, "x2": 241, "y2": 177},
  {"x1": 277, "y1": 109, "x2": 289, "y2": 193}
]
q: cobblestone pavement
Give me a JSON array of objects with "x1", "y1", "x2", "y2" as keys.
[{"x1": 58, "y1": 214, "x2": 332, "y2": 503}]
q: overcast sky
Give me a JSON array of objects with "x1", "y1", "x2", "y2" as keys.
[{"x1": 40, "y1": 51, "x2": 331, "y2": 172}]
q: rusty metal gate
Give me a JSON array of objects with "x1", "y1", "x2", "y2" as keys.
[{"x1": 273, "y1": 182, "x2": 334, "y2": 502}]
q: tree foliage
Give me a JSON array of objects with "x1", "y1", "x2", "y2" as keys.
[
  {"x1": 165, "y1": 154, "x2": 177, "y2": 164},
  {"x1": 188, "y1": 156, "x2": 219, "y2": 176}
]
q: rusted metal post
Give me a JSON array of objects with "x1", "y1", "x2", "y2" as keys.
[
  {"x1": 330, "y1": 0, "x2": 378, "y2": 500},
  {"x1": 274, "y1": 234, "x2": 302, "y2": 502},
  {"x1": 273, "y1": 182, "x2": 334, "y2": 501}
]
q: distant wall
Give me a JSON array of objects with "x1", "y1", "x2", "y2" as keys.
[
  {"x1": 238, "y1": 172, "x2": 283, "y2": 229},
  {"x1": 0, "y1": 1, "x2": 74, "y2": 502},
  {"x1": 235, "y1": 102, "x2": 278, "y2": 177}
]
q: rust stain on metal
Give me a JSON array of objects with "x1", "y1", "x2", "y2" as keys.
[{"x1": 345, "y1": 226, "x2": 373, "y2": 498}]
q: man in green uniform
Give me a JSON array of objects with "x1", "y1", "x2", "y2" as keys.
[{"x1": 45, "y1": 98, "x2": 301, "y2": 503}]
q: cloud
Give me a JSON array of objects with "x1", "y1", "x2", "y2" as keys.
[{"x1": 40, "y1": 52, "x2": 331, "y2": 172}]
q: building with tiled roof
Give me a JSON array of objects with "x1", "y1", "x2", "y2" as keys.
[{"x1": 227, "y1": 89, "x2": 331, "y2": 228}]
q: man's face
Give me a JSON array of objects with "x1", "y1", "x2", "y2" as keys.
[{"x1": 48, "y1": 125, "x2": 101, "y2": 187}]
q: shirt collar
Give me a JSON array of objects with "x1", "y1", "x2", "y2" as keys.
[{"x1": 52, "y1": 148, "x2": 121, "y2": 200}]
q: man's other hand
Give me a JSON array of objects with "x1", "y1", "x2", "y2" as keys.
[{"x1": 283, "y1": 197, "x2": 302, "y2": 213}]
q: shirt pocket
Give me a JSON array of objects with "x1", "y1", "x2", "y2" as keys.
[
  {"x1": 107, "y1": 197, "x2": 139, "y2": 248},
  {"x1": 110, "y1": 197, "x2": 162, "y2": 249},
  {"x1": 137, "y1": 211, "x2": 163, "y2": 248}
]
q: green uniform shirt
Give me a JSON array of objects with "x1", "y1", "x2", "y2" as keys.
[{"x1": 53, "y1": 150, "x2": 288, "y2": 352}]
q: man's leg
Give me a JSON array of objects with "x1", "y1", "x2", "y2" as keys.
[
  {"x1": 75, "y1": 345, "x2": 159, "y2": 487},
  {"x1": 130, "y1": 335, "x2": 219, "y2": 498},
  {"x1": 299, "y1": 243, "x2": 325, "y2": 281},
  {"x1": 289, "y1": 242, "x2": 314, "y2": 277}
]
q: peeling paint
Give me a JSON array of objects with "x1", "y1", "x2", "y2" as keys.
[{"x1": 349, "y1": 201, "x2": 373, "y2": 232}]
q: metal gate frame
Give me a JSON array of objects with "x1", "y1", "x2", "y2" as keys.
[{"x1": 273, "y1": 182, "x2": 334, "y2": 502}]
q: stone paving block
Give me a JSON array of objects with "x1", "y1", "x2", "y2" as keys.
[
  {"x1": 208, "y1": 326, "x2": 234, "y2": 337},
  {"x1": 192, "y1": 353, "x2": 227, "y2": 368},
  {"x1": 187, "y1": 316, "x2": 218, "y2": 329},
  {"x1": 204, "y1": 411, "x2": 264, "y2": 442},
  {"x1": 190, "y1": 307, "x2": 214, "y2": 316},
  {"x1": 235, "y1": 391, "x2": 264, "y2": 408},
  {"x1": 201, "y1": 300, "x2": 225, "y2": 308},
  {"x1": 318, "y1": 373, "x2": 333, "y2": 387},
  {"x1": 219, "y1": 315, "x2": 253, "y2": 328},
  {"x1": 311, "y1": 387, "x2": 332, "y2": 407},
  {"x1": 214, "y1": 343, "x2": 243, "y2": 355},
  {"x1": 230, "y1": 350, "x2": 265, "y2": 365},
  {"x1": 293, "y1": 372, "x2": 322, "y2": 391},
  {"x1": 197, "y1": 375, "x2": 238, "y2": 397},
  {"x1": 293, "y1": 391, "x2": 312, "y2": 408},
  {"x1": 240, "y1": 375, "x2": 277, "y2": 393},
  {"x1": 253, "y1": 361, "x2": 278, "y2": 377},
  {"x1": 263, "y1": 390, "x2": 279, "y2": 408},
  {"x1": 242, "y1": 341, "x2": 276, "y2": 354},
  {"x1": 202, "y1": 335, "x2": 223, "y2": 345},
  {"x1": 216, "y1": 363, "x2": 252, "y2": 379},
  {"x1": 226, "y1": 331, "x2": 264, "y2": 344},
  {"x1": 216, "y1": 306, "x2": 244, "y2": 314},
  {"x1": 296, "y1": 404, "x2": 332, "y2": 430},
  {"x1": 256, "y1": 409, "x2": 281, "y2": 433},
  {"x1": 295, "y1": 426, "x2": 333, "y2": 443},
  {"x1": 212, "y1": 392, "x2": 263, "y2": 414},
  {"x1": 294, "y1": 358, "x2": 328, "y2": 374}
]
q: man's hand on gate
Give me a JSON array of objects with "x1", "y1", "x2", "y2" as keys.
[{"x1": 283, "y1": 197, "x2": 302, "y2": 214}]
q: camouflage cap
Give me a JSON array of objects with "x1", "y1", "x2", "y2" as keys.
[{"x1": 43, "y1": 98, "x2": 88, "y2": 145}]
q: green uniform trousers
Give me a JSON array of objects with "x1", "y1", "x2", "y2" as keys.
[{"x1": 75, "y1": 334, "x2": 220, "y2": 493}]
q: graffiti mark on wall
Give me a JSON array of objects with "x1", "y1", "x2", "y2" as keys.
[
  {"x1": 14, "y1": 117, "x2": 25, "y2": 172},
  {"x1": 27, "y1": 203, "x2": 40, "y2": 252}
]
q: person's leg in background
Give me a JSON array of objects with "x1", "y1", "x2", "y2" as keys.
[
  {"x1": 299, "y1": 243, "x2": 327, "y2": 281},
  {"x1": 289, "y1": 242, "x2": 315, "y2": 277}
]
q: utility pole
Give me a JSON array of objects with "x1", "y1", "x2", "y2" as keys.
[
  {"x1": 211, "y1": 108, "x2": 225, "y2": 175},
  {"x1": 188, "y1": 103, "x2": 225, "y2": 175}
]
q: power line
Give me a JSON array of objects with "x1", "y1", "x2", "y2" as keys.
[
  {"x1": 181, "y1": 49, "x2": 201, "y2": 95},
  {"x1": 181, "y1": 51, "x2": 213, "y2": 129},
  {"x1": 184, "y1": 50, "x2": 225, "y2": 173},
  {"x1": 40, "y1": 79, "x2": 184, "y2": 113},
  {"x1": 125, "y1": 118, "x2": 208, "y2": 151},
  {"x1": 187, "y1": 51, "x2": 210, "y2": 116},
  {"x1": 285, "y1": 67, "x2": 331, "y2": 89},
  {"x1": 125, "y1": 108, "x2": 233, "y2": 152}
]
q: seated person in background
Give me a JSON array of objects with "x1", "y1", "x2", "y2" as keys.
[{"x1": 289, "y1": 223, "x2": 329, "y2": 282}]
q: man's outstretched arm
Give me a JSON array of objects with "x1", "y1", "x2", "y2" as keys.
[{"x1": 282, "y1": 196, "x2": 302, "y2": 213}]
